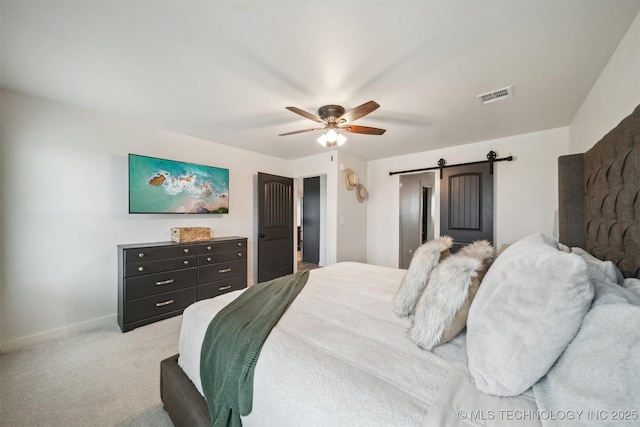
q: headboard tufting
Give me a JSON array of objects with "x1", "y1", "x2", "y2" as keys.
[{"x1": 559, "y1": 104, "x2": 639, "y2": 279}]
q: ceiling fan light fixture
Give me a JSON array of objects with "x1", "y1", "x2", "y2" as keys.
[
  {"x1": 317, "y1": 130, "x2": 347, "y2": 147},
  {"x1": 326, "y1": 128, "x2": 338, "y2": 143},
  {"x1": 317, "y1": 133, "x2": 328, "y2": 146}
]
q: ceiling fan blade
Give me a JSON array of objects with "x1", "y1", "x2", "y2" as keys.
[
  {"x1": 278, "y1": 128, "x2": 321, "y2": 136},
  {"x1": 338, "y1": 101, "x2": 380, "y2": 123},
  {"x1": 285, "y1": 106, "x2": 325, "y2": 124},
  {"x1": 343, "y1": 125, "x2": 386, "y2": 135}
]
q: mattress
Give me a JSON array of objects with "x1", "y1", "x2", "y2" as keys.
[{"x1": 178, "y1": 262, "x2": 539, "y2": 426}]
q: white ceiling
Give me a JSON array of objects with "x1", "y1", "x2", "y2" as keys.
[{"x1": 2, "y1": 1, "x2": 639, "y2": 161}]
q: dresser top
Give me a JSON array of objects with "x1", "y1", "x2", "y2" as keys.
[{"x1": 118, "y1": 236, "x2": 246, "y2": 250}]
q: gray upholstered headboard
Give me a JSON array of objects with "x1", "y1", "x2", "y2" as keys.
[{"x1": 558, "y1": 104, "x2": 639, "y2": 279}]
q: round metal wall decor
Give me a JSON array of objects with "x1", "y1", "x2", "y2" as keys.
[{"x1": 356, "y1": 183, "x2": 368, "y2": 203}]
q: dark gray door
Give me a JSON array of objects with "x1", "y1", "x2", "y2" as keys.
[
  {"x1": 258, "y1": 172, "x2": 293, "y2": 282},
  {"x1": 302, "y1": 177, "x2": 320, "y2": 264},
  {"x1": 440, "y1": 163, "x2": 493, "y2": 253}
]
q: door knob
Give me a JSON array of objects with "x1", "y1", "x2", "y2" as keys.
[{"x1": 258, "y1": 233, "x2": 266, "y2": 238}]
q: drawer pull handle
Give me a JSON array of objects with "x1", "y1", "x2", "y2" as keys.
[
  {"x1": 207, "y1": 257, "x2": 212, "y2": 262},
  {"x1": 184, "y1": 248, "x2": 190, "y2": 253},
  {"x1": 138, "y1": 266, "x2": 144, "y2": 272},
  {"x1": 237, "y1": 242, "x2": 242, "y2": 247},
  {"x1": 237, "y1": 252, "x2": 242, "y2": 257},
  {"x1": 138, "y1": 252, "x2": 145, "y2": 258},
  {"x1": 155, "y1": 279, "x2": 174, "y2": 286},
  {"x1": 219, "y1": 268, "x2": 232, "y2": 273},
  {"x1": 183, "y1": 260, "x2": 189, "y2": 265},
  {"x1": 206, "y1": 246, "x2": 212, "y2": 251},
  {"x1": 219, "y1": 285, "x2": 232, "y2": 291},
  {"x1": 156, "y1": 300, "x2": 174, "y2": 307}
]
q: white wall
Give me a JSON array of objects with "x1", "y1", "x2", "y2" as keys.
[
  {"x1": 367, "y1": 127, "x2": 569, "y2": 268},
  {"x1": 335, "y1": 151, "x2": 368, "y2": 263},
  {"x1": 570, "y1": 11, "x2": 640, "y2": 153},
  {"x1": 0, "y1": 91, "x2": 289, "y2": 351}
]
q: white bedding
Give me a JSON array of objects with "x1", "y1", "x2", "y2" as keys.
[{"x1": 178, "y1": 262, "x2": 540, "y2": 426}]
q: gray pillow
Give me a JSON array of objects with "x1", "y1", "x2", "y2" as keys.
[
  {"x1": 393, "y1": 236, "x2": 452, "y2": 317},
  {"x1": 571, "y1": 246, "x2": 625, "y2": 285},
  {"x1": 623, "y1": 278, "x2": 640, "y2": 298},
  {"x1": 466, "y1": 233, "x2": 594, "y2": 396}
]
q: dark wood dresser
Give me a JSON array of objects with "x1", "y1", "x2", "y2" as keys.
[{"x1": 118, "y1": 236, "x2": 247, "y2": 332}]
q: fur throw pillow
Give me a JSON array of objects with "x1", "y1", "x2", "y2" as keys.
[
  {"x1": 393, "y1": 236, "x2": 453, "y2": 317},
  {"x1": 409, "y1": 240, "x2": 494, "y2": 350}
]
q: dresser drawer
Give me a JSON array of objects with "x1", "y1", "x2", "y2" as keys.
[
  {"x1": 124, "y1": 244, "x2": 198, "y2": 264},
  {"x1": 124, "y1": 268, "x2": 198, "y2": 300},
  {"x1": 199, "y1": 259, "x2": 247, "y2": 283},
  {"x1": 124, "y1": 287, "x2": 197, "y2": 323},
  {"x1": 199, "y1": 239, "x2": 246, "y2": 254},
  {"x1": 125, "y1": 256, "x2": 197, "y2": 277},
  {"x1": 198, "y1": 275, "x2": 247, "y2": 300},
  {"x1": 199, "y1": 249, "x2": 246, "y2": 265}
]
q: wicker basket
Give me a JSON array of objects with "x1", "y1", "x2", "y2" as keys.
[{"x1": 171, "y1": 227, "x2": 211, "y2": 243}]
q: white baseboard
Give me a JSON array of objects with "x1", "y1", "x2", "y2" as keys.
[{"x1": 0, "y1": 314, "x2": 118, "y2": 354}]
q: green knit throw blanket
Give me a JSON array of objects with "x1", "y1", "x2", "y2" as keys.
[{"x1": 200, "y1": 271, "x2": 310, "y2": 427}]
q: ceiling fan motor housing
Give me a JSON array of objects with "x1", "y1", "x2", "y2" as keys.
[{"x1": 318, "y1": 105, "x2": 346, "y2": 122}]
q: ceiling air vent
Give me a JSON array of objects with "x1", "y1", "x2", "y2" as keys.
[{"x1": 478, "y1": 86, "x2": 513, "y2": 104}]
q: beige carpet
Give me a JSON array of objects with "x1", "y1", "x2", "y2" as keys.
[{"x1": 0, "y1": 316, "x2": 182, "y2": 426}]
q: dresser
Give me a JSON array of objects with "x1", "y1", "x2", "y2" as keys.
[{"x1": 118, "y1": 236, "x2": 247, "y2": 332}]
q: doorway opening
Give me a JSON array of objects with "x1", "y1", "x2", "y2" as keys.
[
  {"x1": 399, "y1": 172, "x2": 436, "y2": 269},
  {"x1": 422, "y1": 186, "x2": 431, "y2": 245},
  {"x1": 294, "y1": 176, "x2": 326, "y2": 272}
]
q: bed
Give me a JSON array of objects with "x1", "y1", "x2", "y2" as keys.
[{"x1": 160, "y1": 104, "x2": 639, "y2": 427}]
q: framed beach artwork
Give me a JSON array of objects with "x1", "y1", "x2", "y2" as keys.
[{"x1": 128, "y1": 154, "x2": 229, "y2": 214}]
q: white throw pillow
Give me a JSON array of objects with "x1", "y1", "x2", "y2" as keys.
[
  {"x1": 466, "y1": 233, "x2": 594, "y2": 396},
  {"x1": 409, "y1": 240, "x2": 494, "y2": 350},
  {"x1": 393, "y1": 236, "x2": 453, "y2": 317}
]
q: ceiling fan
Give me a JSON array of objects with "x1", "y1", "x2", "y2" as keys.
[{"x1": 279, "y1": 100, "x2": 386, "y2": 146}]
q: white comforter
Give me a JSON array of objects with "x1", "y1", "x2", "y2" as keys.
[
  {"x1": 178, "y1": 262, "x2": 539, "y2": 426},
  {"x1": 532, "y1": 275, "x2": 640, "y2": 426}
]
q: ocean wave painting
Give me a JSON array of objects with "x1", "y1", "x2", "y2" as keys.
[{"x1": 129, "y1": 154, "x2": 229, "y2": 214}]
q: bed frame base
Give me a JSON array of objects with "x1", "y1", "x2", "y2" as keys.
[{"x1": 160, "y1": 354, "x2": 211, "y2": 427}]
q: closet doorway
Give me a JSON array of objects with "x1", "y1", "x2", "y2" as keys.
[
  {"x1": 295, "y1": 176, "x2": 325, "y2": 272},
  {"x1": 399, "y1": 172, "x2": 435, "y2": 269}
]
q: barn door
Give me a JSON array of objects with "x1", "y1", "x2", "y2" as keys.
[
  {"x1": 440, "y1": 162, "x2": 493, "y2": 252},
  {"x1": 257, "y1": 172, "x2": 294, "y2": 282}
]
